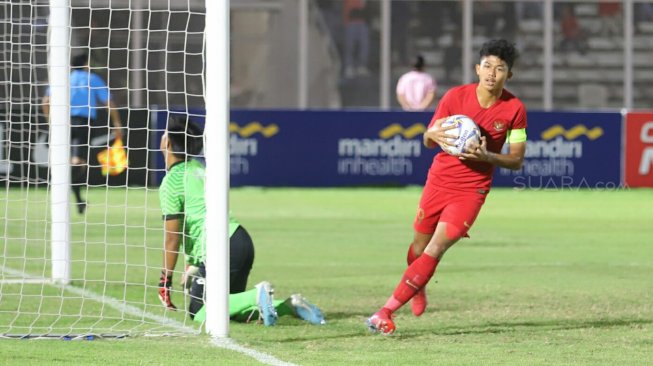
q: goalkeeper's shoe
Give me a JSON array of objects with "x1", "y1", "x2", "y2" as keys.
[
  {"x1": 290, "y1": 294, "x2": 326, "y2": 325},
  {"x1": 255, "y1": 281, "x2": 278, "y2": 326},
  {"x1": 158, "y1": 273, "x2": 177, "y2": 311},
  {"x1": 411, "y1": 288, "x2": 427, "y2": 316},
  {"x1": 366, "y1": 309, "x2": 395, "y2": 335}
]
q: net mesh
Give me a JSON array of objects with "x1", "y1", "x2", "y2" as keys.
[{"x1": 0, "y1": 0, "x2": 206, "y2": 337}]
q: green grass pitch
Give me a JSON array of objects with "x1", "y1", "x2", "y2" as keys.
[{"x1": 1, "y1": 186, "x2": 652, "y2": 365}]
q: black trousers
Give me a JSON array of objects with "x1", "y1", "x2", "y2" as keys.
[{"x1": 188, "y1": 225, "x2": 255, "y2": 318}]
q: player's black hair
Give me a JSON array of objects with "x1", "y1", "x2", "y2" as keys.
[
  {"x1": 71, "y1": 53, "x2": 89, "y2": 69},
  {"x1": 166, "y1": 116, "x2": 204, "y2": 159},
  {"x1": 479, "y1": 39, "x2": 519, "y2": 70},
  {"x1": 413, "y1": 55, "x2": 425, "y2": 71}
]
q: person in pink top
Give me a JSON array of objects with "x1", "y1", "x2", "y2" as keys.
[{"x1": 396, "y1": 55, "x2": 437, "y2": 111}]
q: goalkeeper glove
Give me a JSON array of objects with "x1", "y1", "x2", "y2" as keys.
[
  {"x1": 180, "y1": 265, "x2": 200, "y2": 295},
  {"x1": 158, "y1": 272, "x2": 177, "y2": 310}
]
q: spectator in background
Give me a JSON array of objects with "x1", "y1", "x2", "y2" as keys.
[
  {"x1": 515, "y1": 1, "x2": 542, "y2": 20},
  {"x1": 343, "y1": 0, "x2": 370, "y2": 79},
  {"x1": 391, "y1": 1, "x2": 411, "y2": 65},
  {"x1": 396, "y1": 55, "x2": 437, "y2": 112},
  {"x1": 599, "y1": 2, "x2": 622, "y2": 36},
  {"x1": 474, "y1": 1, "x2": 505, "y2": 38},
  {"x1": 316, "y1": 0, "x2": 343, "y2": 53},
  {"x1": 635, "y1": 3, "x2": 653, "y2": 33},
  {"x1": 41, "y1": 53, "x2": 123, "y2": 214},
  {"x1": 559, "y1": 4, "x2": 588, "y2": 55},
  {"x1": 443, "y1": 30, "x2": 463, "y2": 84}
]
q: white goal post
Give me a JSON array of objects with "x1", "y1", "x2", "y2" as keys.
[{"x1": 0, "y1": 0, "x2": 228, "y2": 338}]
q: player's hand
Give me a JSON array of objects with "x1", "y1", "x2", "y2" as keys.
[
  {"x1": 423, "y1": 117, "x2": 458, "y2": 149},
  {"x1": 180, "y1": 265, "x2": 200, "y2": 294},
  {"x1": 459, "y1": 136, "x2": 490, "y2": 162},
  {"x1": 158, "y1": 272, "x2": 177, "y2": 310}
]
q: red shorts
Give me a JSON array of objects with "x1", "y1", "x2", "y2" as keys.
[{"x1": 413, "y1": 185, "x2": 487, "y2": 239}]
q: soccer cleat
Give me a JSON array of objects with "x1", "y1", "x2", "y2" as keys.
[
  {"x1": 157, "y1": 272, "x2": 177, "y2": 310},
  {"x1": 411, "y1": 288, "x2": 427, "y2": 316},
  {"x1": 255, "y1": 281, "x2": 278, "y2": 326},
  {"x1": 290, "y1": 294, "x2": 326, "y2": 325},
  {"x1": 366, "y1": 310, "x2": 396, "y2": 335},
  {"x1": 157, "y1": 286, "x2": 177, "y2": 310}
]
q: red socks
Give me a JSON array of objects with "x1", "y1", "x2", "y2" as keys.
[{"x1": 383, "y1": 253, "x2": 438, "y2": 312}]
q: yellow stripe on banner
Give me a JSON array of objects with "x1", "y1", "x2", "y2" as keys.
[
  {"x1": 540, "y1": 125, "x2": 565, "y2": 140},
  {"x1": 378, "y1": 124, "x2": 403, "y2": 139},
  {"x1": 230, "y1": 122, "x2": 279, "y2": 138},
  {"x1": 379, "y1": 123, "x2": 426, "y2": 139},
  {"x1": 541, "y1": 124, "x2": 604, "y2": 141},
  {"x1": 402, "y1": 123, "x2": 426, "y2": 139}
]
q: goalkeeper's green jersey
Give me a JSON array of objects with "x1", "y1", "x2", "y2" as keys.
[{"x1": 159, "y1": 159, "x2": 241, "y2": 266}]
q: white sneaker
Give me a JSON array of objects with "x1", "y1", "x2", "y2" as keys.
[
  {"x1": 255, "y1": 281, "x2": 278, "y2": 326},
  {"x1": 290, "y1": 294, "x2": 326, "y2": 325}
]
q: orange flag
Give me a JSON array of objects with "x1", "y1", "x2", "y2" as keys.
[{"x1": 97, "y1": 137, "x2": 128, "y2": 176}]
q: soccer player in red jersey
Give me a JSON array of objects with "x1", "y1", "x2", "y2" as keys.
[{"x1": 367, "y1": 39, "x2": 528, "y2": 334}]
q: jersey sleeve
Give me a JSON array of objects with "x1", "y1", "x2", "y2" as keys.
[
  {"x1": 159, "y1": 176, "x2": 184, "y2": 220},
  {"x1": 507, "y1": 102, "x2": 528, "y2": 143},
  {"x1": 511, "y1": 102, "x2": 527, "y2": 130},
  {"x1": 90, "y1": 73, "x2": 110, "y2": 104}
]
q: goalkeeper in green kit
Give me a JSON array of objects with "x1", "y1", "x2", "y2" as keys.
[{"x1": 157, "y1": 117, "x2": 325, "y2": 326}]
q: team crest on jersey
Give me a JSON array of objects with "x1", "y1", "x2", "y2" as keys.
[{"x1": 493, "y1": 120, "x2": 507, "y2": 131}]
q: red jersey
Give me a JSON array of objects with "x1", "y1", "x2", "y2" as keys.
[{"x1": 427, "y1": 83, "x2": 527, "y2": 192}]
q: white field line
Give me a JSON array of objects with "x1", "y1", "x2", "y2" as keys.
[
  {"x1": 211, "y1": 337, "x2": 299, "y2": 366},
  {"x1": 0, "y1": 265, "x2": 296, "y2": 366}
]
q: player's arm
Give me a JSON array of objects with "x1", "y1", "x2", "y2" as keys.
[
  {"x1": 94, "y1": 74, "x2": 123, "y2": 139},
  {"x1": 162, "y1": 217, "x2": 182, "y2": 278},
  {"x1": 459, "y1": 129, "x2": 527, "y2": 170},
  {"x1": 107, "y1": 99, "x2": 123, "y2": 139},
  {"x1": 159, "y1": 216, "x2": 182, "y2": 310},
  {"x1": 41, "y1": 95, "x2": 50, "y2": 121},
  {"x1": 423, "y1": 116, "x2": 457, "y2": 149}
]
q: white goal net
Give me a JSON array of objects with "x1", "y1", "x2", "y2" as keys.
[{"x1": 0, "y1": 0, "x2": 216, "y2": 338}]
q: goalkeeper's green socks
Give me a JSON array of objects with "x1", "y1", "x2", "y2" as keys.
[{"x1": 192, "y1": 288, "x2": 289, "y2": 323}]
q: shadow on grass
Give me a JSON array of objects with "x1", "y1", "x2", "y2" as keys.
[
  {"x1": 402, "y1": 317, "x2": 653, "y2": 338},
  {"x1": 264, "y1": 314, "x2": 653, "y2": 343}
]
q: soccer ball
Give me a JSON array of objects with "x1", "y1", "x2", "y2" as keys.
[{"x1": 439, "y1": 115, "x2": 481, "y2": 156}]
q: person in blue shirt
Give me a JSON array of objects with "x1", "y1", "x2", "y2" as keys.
[{"x1": 42, "y1": 53, "x2": 123, "y2": 214}]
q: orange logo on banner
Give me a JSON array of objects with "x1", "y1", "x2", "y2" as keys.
[
  {"x1": 97, "y1": 137, "x2": 128, "y2": 176},
  {"x1": 624, "y1": 113, "x2": 653, "y2": 187}
]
